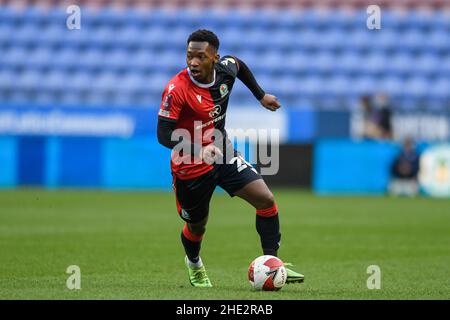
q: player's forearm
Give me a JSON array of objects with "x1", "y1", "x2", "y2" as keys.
[
  {"x1": 157, "y1": 117, "x2": 179, "y2": 149},
  {"x1": 157, "y1": 118, "x2": 202, "y2": 155},
  {"x1": 236, "y1": 57, "x2": 265, "y2": 101}
]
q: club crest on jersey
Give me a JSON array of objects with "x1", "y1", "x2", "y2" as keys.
[
  {"x1": 209, "y1": 104, "x2": 222, "y2": 118},
  {"x1": 219, "y1": 84, "x2": 228, "y2": 97}
]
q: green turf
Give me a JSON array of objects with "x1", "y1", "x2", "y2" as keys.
[{"x1": 0, "y1": 189, "x2": 449, "y2": 299}]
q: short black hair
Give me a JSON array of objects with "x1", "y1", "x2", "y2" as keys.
[{"x1": 187, "y1": 29, "x2": 220, "y2": 51}]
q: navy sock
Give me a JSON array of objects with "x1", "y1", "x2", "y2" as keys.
[
  {"x1": 181, "y1": 232, "x2": 201, "y2": 263},
  {"x1": 256, "y1": 214, "x2": 281, "y2": 257}
]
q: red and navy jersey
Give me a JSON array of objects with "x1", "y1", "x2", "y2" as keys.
[{"x1": 158, "y1": 55, "x2": 239, "y2": 180}]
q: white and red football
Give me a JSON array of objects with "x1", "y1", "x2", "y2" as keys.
[{"x1": 248, "y1": 255, "x2": 287, "y2": 291}]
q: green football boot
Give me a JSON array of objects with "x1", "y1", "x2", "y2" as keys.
[
  {"x1": 185, "y1": 256, "x2": 212, "y2": 288},
  {"x1": 284, "y1": 262, "x2": 305, "y2": 284}
]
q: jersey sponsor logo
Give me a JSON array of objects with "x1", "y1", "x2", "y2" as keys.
[
  {"x1": 219, "y1": 84, "x2": 229, "y2": 97},
  {"x1": 168, "y1": 83, "x2": 176, "y2": 93},
  {"x1": 195, "y1": 113, "x2": 226, "y2": 129},
  {"x1": 196, "y1": 94, "x2": 202, "y2": 103},
  {"x1": 209, "y1": 105, "x2": 222, "y2": 118}
]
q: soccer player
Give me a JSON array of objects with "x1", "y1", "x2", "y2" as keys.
[{"x1": 157, "y1": 29, "x2": 304, "y2": 287}]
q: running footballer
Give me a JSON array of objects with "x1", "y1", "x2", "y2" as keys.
[{"x1": 157, "y1": 29, "x2": 304, "y2": 287}]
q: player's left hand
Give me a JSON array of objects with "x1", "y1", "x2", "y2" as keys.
[{"x1": 259, "y1": 94, "x2": 281, "y2": 111}]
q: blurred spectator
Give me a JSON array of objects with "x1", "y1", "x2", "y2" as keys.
[
  {"x1": 360, "y1": 93, "x2": 393, "y2": 140},
  {"x1": 389, "y1": 137, "x2": 420, "y2": 197},
  {"x1": 360, "y1": 95, "x2": 375, "y2": 139},
  {"x1": 373, "y1": 93, "x2": 393, "y2": 140}
]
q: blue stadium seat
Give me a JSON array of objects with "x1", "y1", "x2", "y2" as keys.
[
  {"x1": 441, "y1": 55, "x2": 450, "y2": 75},
  {"x1": 318, "y1": 29, "x2": 348, "y2": 51},
  {"x1": 347, "y1": 75, "x2": 377, "y2": 98},
  {"x1": 67, "y1": 71, "x2": 94, "y2": 93},
  {"x1": 414, "y1": 53, "x2": 440, "y2": 76},
  {"x1": 434, "y1": 11, "x2": 450, "y2": 31},
  {"x1": 428, "y1": 77, "x2": 450, "y2": 100},
  {"x1": 0, "y1": 5, "x2": 446, "y2": 110},
  {"x1": 387, "y1": 74, "x2": 407, "y2": 94},
  {"x1": 35, "y1": 70, "x2": 66, "y2": 93},
  {"x1": 90, "y1": 71, "x2": 118, "y2": 92},
  {"x1": 389, "y1": 53, "x2": 415, "y2": 77},
  {"x1": 298, "y1": 76, "x2": 323, "y2": 97},
  {"x1": 326, "y1": 75, "x2": 350, "y2": 97},
  {"x1": 292, "y1": 29, "x2": 323, "y2": 51},
  {"x1": 142, "y1": 8, "x2": 173, "y2": 28},
  {"x1": 0, "y1": 47, "x2": 28, "y2": 69},
  {"x1": 0, "y1": 24, "x2": 15, "y2": 44},
  {"x1": 404, "y1": 76, "x2": 429, "y2": 99},
  {"x1": 148, "y1": 73, "x2": 171, "y2": 94},
  {"x1": 401, "y1": 29, "x2": 428, "y2": 52},
  {"x1": 362, "y1": 53, "x2": 387, "y2": 76},
  {"x1": 253, "y1": 51, "x2": 283, "y2": 75},
  {"x1": 334, "y1": 52, "x2": 361, "y2": 76},
  {"x1": 139, "y1": 26, "x2": 168, "y2": 50},
  {"x1": 51, "y1": 48, "x2": 81, "y2": 71},
  {"x1": 310, "y1": 52, "x2": 336, "y2": 75},
  {"x1": 105, "y1": 49, "x2": 130, "y2": 72},
  {"x1": 0, "y1": 70, "x2": 16, "y2": 92},
  {"x1": 87, "y1": 27, "x2": 117, "y2": 49},
  {"x1": 427, "y1": 30, "x2": 450, "y2": 53},
  {"x1": 26, "y1": 48, "x2": 54, "y2": 69}
]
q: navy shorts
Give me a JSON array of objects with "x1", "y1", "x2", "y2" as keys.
[{"x1": 173, "y1": 153, "x2": 262, "y2": 223}]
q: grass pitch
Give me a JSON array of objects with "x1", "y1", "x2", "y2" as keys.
[{"x1": 0, "y1": 189, "x2": 449, "y2": 299}]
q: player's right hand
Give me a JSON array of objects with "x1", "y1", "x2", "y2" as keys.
[
  {"x1": 260, "y1": 94, "x2": 281, "y2": 111},
  {"x1": 201, "y1": 144, "x2": 223, "y2": 165}
]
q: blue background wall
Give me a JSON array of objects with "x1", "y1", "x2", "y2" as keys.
[
  {"x1": 0, "y1": 137, "x2": 17, "y2": 187},
  {"x1": 313, "y1": 139, "x2": 400, "y2": 194},
  {"x1": 0, "y1": 106, "x2": 435, "y2": 193},
  {"x1": 0, "y1": 135, "x2": 173, "y2": 189},
  {"x1": 313, "y1": 139, "x2": 431, "y2": 194}
]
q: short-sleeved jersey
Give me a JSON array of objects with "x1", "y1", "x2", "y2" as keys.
[{"x1": 158, "y1": 56, "x2": 240, "y2": 180}]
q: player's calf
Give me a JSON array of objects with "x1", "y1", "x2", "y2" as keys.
[{"x1": 256, "y1": 203, "x2": 281, "y2": 257}]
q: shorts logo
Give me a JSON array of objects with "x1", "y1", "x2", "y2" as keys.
[
  {"x1": 219, "y1": 84, "x2": 228, "y2": 97},
  {"x1": 230, "y1": 155, "x2": 258, "y2": 174},
  {"x1": 181, "y1": 209, "x2": 190, "y2": 220},
  {"x1": 209, "y1": 105, "x2": 222, "y2": 118}
]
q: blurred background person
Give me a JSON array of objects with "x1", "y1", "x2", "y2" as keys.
[
  {"x1": 360, "y1": 93, "x2": 393, "y2": 140},
  {"x1": 389, "y1": 137, "x2": 420, "y2": 197},
  {"x1": 372, "y1": 93, "x2": 393, "y2": 140}
]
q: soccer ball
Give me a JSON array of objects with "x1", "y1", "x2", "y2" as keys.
[{"x1": 248, "y1": 255, "x2": 287, "y2": 291}]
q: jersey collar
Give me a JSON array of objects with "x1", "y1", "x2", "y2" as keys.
[{"x1": 187, "y1": 68, "x2": 216, "y2": 88}]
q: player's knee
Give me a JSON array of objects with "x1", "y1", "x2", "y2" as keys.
[
  {"x1": 189, "y1": 224, "x2": 206, "y2": 236},
  {"x1": 256, "y1": 192, "x2": 275, "y2": 210},
  {"x1": 188, "y1": 219, "x2": 207, "y2": 236}
]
